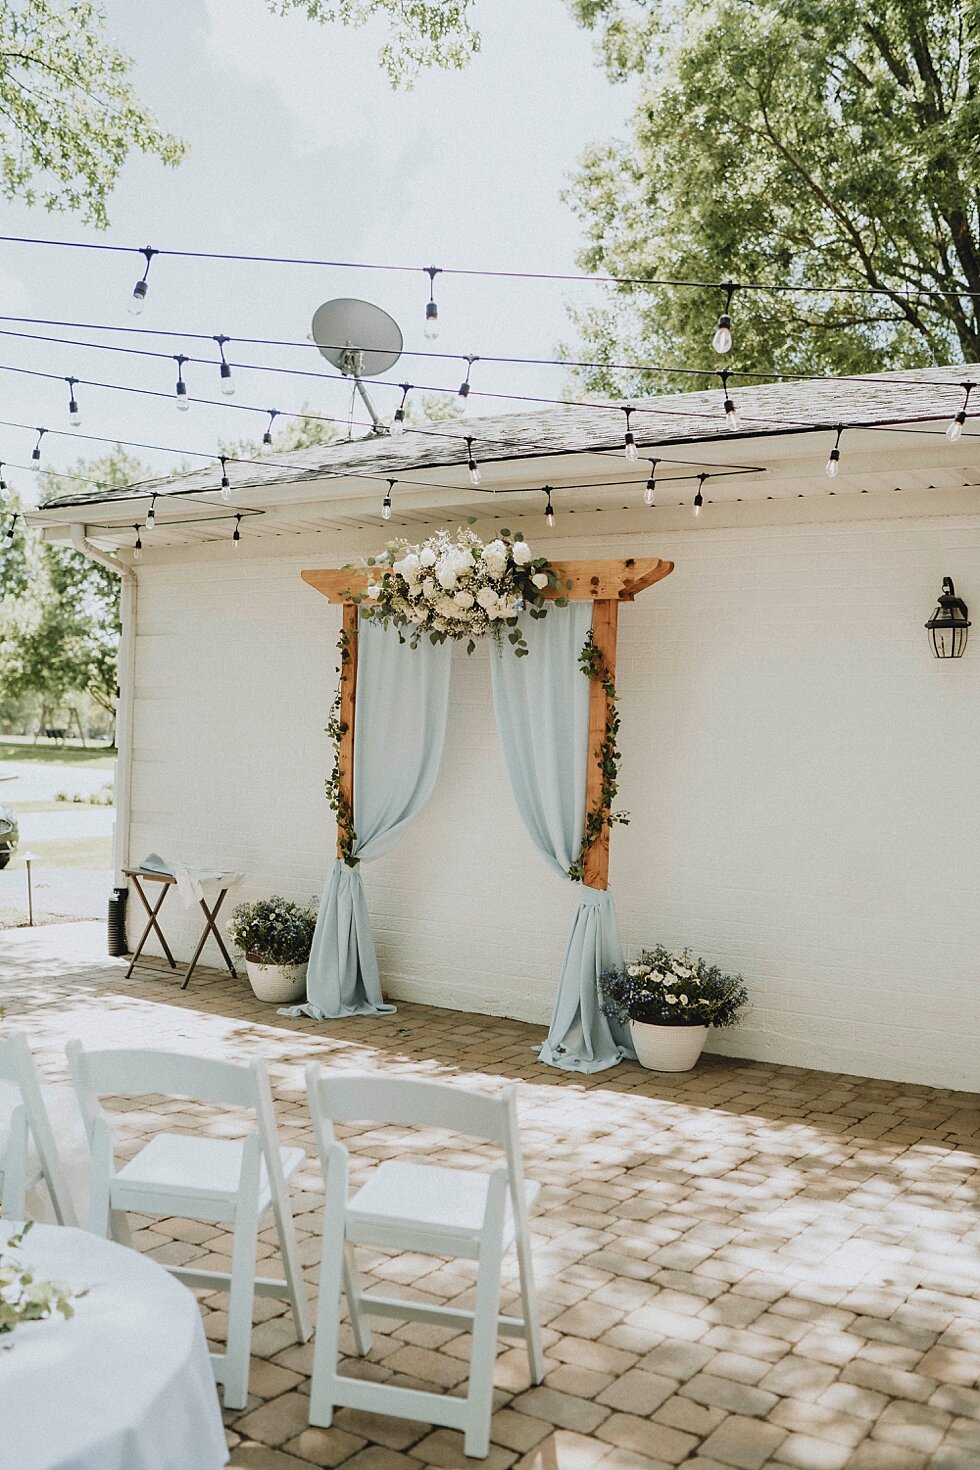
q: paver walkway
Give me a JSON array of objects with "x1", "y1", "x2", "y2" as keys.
[{"x1": 3, "y1": 925, "x2": 979, "y2": 1470}]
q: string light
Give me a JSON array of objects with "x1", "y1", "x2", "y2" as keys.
[
  {"x1": 458, "y1": 355, "x2": 478, "y2": 404},
  {"x1": 133, "y1": 524, "x2": 143, "y2": 560},
  {"x1": 382, "y1": 479, "x2": 394, "y2": 520},
  {"x1": 946, "y1": 381, "x2": 974, "y2": 443},
  {"x1": 466, "y1": 436, "x2": 481, "y2": 486},
  {"x1": 693, "y1": 473, "x2": 707, "y2": 519},
  {"x1": 543, "y1": 487, "x2": 555, "y2": 527},
  {"x1": 219, "y1": 455, "x2": 230, "y2": 501},
  {"x1": 2, "y1": 513, "x2": 16, "y2": 547},
  {"x1": 30, "y1": 427, "x2": 46, "y2": 469},
  {"x1": 825, "y1": 425, "x2": 843, "y2": 477},
  {"x1": 424, "y1": 266, "x2": 440, "y2": 340},
  {"x1": 128, "y1": 246, "x2": 156, "y2": 316},
  {"x1": 720, "y1": 371, "x2": 739, "y2": 430},
  {"x1": 145, "y1": 493, "x2": 157, "y2": 529},
  {"x1": 712, "y1": 282, "x2": 736, "y2": 354},
  {"x1": 0, "y1": 464, "x2": 8, "y2": 502},
  {"x1": 65, "y1": 376, "x2": 81, "y2": 426},
  {"x1": 391, "y1": 383, "x2": 410, "y2": 436},
  {"x1": 214, "y1": 335, "x2": 235, "y2": 395},
  {"x1": 262, "y1": 410, "x2": 278, "y2": 446},
  {"x1": 174, "y1": 354, "x2": 189, "y2": 410},
  {"x1": 644, "y1": 459, "x2": 658, "y2": 506},
  {"x1": 623, "y1": 405, "x2": 638, "y2": 462},
  {"x1": 232, "y1": 514, "x2": 241, "y2": 549}
]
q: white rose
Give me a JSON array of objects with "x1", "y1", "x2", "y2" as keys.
[
  {"x1": 454, "y1": 591, "x2": 475, "y2": 609},
  {"x1": 401, "y1": 552, "x2": 420, "y2": 575},
  {"x1": 484, "y1": 539, "x2": 506, "y2": 560},
  {"x1": 531, "y1": 572, "x2": 549, "y2": 589},
  {"x1": 511, "y1": 540, "x2": 532, "y2": 565},
  {"x1": 476, "y1": 587, "x2": 497, "y2": 610},
  {"x1": 437, "y1": 564, "x2": 457, "y2": 591},
  {"x1": 419, "y1": 547, "x2": 437, "y2": 567}
]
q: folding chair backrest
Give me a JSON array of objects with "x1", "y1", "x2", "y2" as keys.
[
  {"x1": 0, "y1": 1029, "x2": 77, "y2": 1226},
  {"x1": 308, "y1": 1072, "x2": 512, "y2": 1143},
  {"x1": 67, "y1": 1042, "x2": 266, "y2": 1143}
]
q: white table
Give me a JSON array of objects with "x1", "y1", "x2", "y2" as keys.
[{"x1": 0, "y1": 1222, "x2": 228, "y2": 1470}]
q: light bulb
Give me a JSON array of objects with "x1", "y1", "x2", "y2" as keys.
[
  {"x1": 0, "y1": 485, "x2": 9, "y2": 504},
  {"x1": 233, "y1": 525, "x2": 241, "y2": 549},
  {"x1": 468, "y1": 462, "x2": 481, "y2": 487},
  {"x1": 724, "y1": 399, "x2": 739, "y2": 431},
  {"x1": 129, "y1": 280, "x2": 147, "y2": 316},
  {"x1": 644, "y1": 481, "x2": 656, "y2": 506},
  {"x1": 947, "y1": 413, "x2": 966, "y2": 443},
  {"x1": 382, "y1": 496, "x2": 392, "y2": 521},
  {"x1": 391, "y1": 407, "x2": 405, "y2": 436},
  {"x1": 425, "y1": 302, "x2": 439, "y2": 340},
  {"x1": 146, "y1": 502, "x2": 156, "y2": 529},
  {"x1": 825, "y1": 448, "x2": 841, "y2": 478},
  {"x1": 176, "y1": 382, "x2": 189, "y2": 411},
  {"x1": 712, "y1": 315, "x2": 733, "y2": 354},
  {"x1": 693, "y1": 495, "x2": 703, "y2": 519},
  {"x1": 30, "y1": 451, "x2": 40, "y2": 470},
  {"x1": 220, "y1": 485, "x2": 231, "y2": 503},
  {"x1": 220, "y1": 362, "x2": 235, "y2": 397},
  {"x1": 545, "y1": 504, "x2": 555, "y2": 527},
  {"x1": 624, "y1": 433, "x2": 638, "y2": 463},
  {"x1": 134, "y1": 541, "x2": 143, "y2": 561},
  {"x1": 69, "y1": 399, "x2": 81, "y2": 427}
]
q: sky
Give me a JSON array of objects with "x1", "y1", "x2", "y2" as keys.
[{"x1": 0, "y1": 0, "x2": 636, "y2": 499}]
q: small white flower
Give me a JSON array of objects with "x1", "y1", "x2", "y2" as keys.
[
  {"x1": 679, "y1": 995, "x2": 688, "y2": 1005},
  {"x1": 511, "y1": 540, "x2": 532, "y2": 565},
  {"x1": 454, "y1": 590, "x2": 475, "y2": 609},
  {"x1": 419, "y1": 547, "x2": 437, "y2": 567},
  {"x1": 665, "y1": 994, "x2": 677, "y2": 1004},
  {"x1": 531, "y1": 572, "x2": 549, "y2": 589},
  {"x1": 627, "y1": 965, "x2": 641, "y2": 977}
]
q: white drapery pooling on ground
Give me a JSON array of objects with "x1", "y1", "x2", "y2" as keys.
[
  {"x1": 291, "y1": 605, "x2": 632, "y2": 1070},
  {"x1": 283, "y1": 614, "x2": 452, "y2": 1019},
  {"x1": 490, "y1": 605, "x2": 633, "y2": 1073}
]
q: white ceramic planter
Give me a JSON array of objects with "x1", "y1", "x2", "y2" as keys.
[
  {"x1": 631, "y1": 1021, "x2": 709, "y2": 1072},
  {"x1": 245, "y1": 956, "x2": 308, "y2": 1005}
]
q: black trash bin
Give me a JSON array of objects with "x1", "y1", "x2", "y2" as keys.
[{"x1": 107, "y1": 886, "x2": 129, "y2": 956}]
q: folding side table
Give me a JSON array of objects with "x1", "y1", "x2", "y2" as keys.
[{"x1": 123, "y1": 867, "x2": 239, "y2": 988}]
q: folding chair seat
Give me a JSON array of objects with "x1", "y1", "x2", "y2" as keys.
[
  {"x1": 67, "y1": 1041, "x2": 312, "y2": 1409},
  {"x1": 305, "y1": 1070, "x2": 544, "y2": 1459},
  {"x1": 0, "y1": 1030, "x2": 80, "y2": 1226}
]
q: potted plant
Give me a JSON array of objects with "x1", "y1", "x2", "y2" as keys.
[
  {"x1": 600, "y1": 945, "x2": 748, "y2": 1072},
  {"x1": 228, "y1": 896, "x2": 316, "y2": 1004}
]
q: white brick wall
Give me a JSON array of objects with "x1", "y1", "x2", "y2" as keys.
[{"x1": 127, "y1": 510, "x2": 980, "y2": 1091}]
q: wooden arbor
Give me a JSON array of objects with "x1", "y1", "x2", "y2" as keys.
[{"x1": 302, "y1": 557, "x2": 674, "y2": 890}]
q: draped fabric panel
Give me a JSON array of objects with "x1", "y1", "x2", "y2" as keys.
[
  {"x1": 283, "y1": 613, "x2": 452, "y2": 1019},
  {"x1": 491, "y1": 604, "x2": 634, "y2": 1073}
]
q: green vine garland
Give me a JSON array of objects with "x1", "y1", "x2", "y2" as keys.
[
  {"x1": 324, "y1": 623, "x2": 358, "y2": 866},
  {"x1": 568, "y1": 632, "x2": 629, "y2": 883}
]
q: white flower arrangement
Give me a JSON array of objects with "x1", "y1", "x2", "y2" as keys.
[{"x1": 355, "y1": 526, "x2": 566, "y2": 656}]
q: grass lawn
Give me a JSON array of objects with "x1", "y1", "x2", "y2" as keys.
[
  {"x1": 20, "y1": 835, "x2": 113, "y2": 869},
  {"x1": 0, "y1": 738, "x2": 115, "y2": 769}
]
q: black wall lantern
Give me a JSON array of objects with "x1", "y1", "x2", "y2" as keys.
[{"x1": 926, "y1": 577, "x2": 970, "y2": 658}]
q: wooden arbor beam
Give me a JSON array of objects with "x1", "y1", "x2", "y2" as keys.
[{"x1": 303, "y1": 557, "x2": 674, "y2": 879}]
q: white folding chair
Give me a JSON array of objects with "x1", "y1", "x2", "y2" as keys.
[
  {"x1": 0, "y1": 1030, "x2": 79, "y2": 1226},
  {"x1": 67, "y1": 1041, "x2": 312, "y2": 1409},
  {"x1": 305, "y1": 1069, "x2": 544, "y2": 1459}
]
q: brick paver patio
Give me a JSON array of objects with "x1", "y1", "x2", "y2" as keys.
[{"x1": 3, "y1": 927, "x2": 979, "y2": 1469}]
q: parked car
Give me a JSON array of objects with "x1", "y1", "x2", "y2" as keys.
[{"x1": 0, "y1": 803, "x2": 19, "y2": 868}]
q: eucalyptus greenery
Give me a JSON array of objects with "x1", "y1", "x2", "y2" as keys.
[
  {"x1": 0, "y1": 1222, "x2": 80, "y2": 1339},
  {"x1": 568, "y1": 632, "x2": 628, "y2": 883},
  {"x1": 600, "y1": 945, "x2": 748, "y2": 1029},
  {"x1": 227, "y1": 896, "x2": 317, "y2": 966}
]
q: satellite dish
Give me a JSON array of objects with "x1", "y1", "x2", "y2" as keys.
[{"x1": 311, "y1": 299, "x2": 403, "y2": 433}]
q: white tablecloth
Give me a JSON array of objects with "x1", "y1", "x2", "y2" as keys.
[{"x1": 0, "y1": 1222, "x2": 228, "y2": 1470}]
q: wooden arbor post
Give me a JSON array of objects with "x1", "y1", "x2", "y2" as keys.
[{"x1": 302, "y1": 557, "x2": 674, "y2": 883}]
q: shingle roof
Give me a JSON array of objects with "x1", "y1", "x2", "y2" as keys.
[{"x1": 36, "y1": 362, "x2": 977, "y2": 512}]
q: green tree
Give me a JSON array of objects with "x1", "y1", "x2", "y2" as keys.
[
  {"x1": 0, "y1": 0, "x2": 186, "y2": 228},
  {"x1": 564, "y1": 0, "x2": 980, "y2": 395},
  {"x1": 273, "y1": 1, "x2": 478, "y2": 84},
  {"x1": 0, "y1": 450, "x2": 144, "y2": 734}
]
